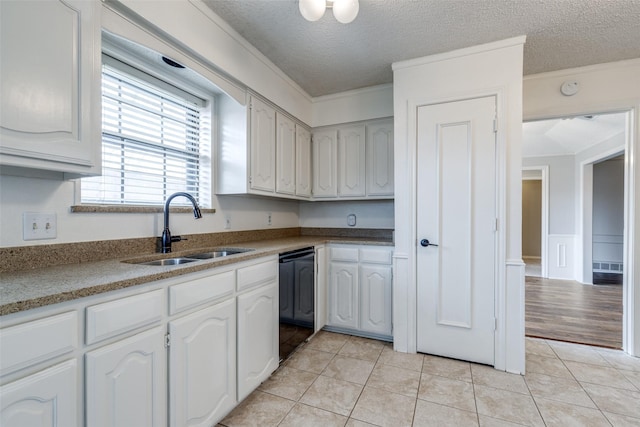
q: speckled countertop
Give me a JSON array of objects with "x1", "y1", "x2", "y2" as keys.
[{"x1": 0, "y1": 235, "x2": 392, "y2": 316}]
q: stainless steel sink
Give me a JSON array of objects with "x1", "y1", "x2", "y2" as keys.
[
  {"x1": 138, "y1": 257, "x2": 198, "y2": 266},
  {"x1": 185, "y1": 248, "x2": 253, "y2": 259},
  {"x1": 126, "y1": 248, "x2": 254, "y2": 266}
]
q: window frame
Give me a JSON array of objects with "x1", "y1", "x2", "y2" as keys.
[{"x1": 80, "y1": 52, "x2": 214, "y2": 209}]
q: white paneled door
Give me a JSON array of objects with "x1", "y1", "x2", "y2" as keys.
[{"x1": 416, "y1": 96, "x2": 497, "y2": 365}]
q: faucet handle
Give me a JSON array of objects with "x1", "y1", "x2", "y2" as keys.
[{"x1": 171, "y1": 235, "x2": 186, "y2": 243}]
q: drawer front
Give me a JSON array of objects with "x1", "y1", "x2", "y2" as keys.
[
  {"x1": 86, "y1": 289, "x2": 163, "y2": 345},
  {"x1": 330, "y1": 246, "x2": 359, "y2": 262},
  {"x1": 0, "y1": 311, "x2": 78, "y2": 375},
  {"x1": 237, "y1": 260, "x2": 277, "y2": 292},
  {"x1": 359, "y1": 248, "x2": 393, "y2": 265},
  {"x1": 169, "y1": 270, "x2": 235, "y2": 315}
]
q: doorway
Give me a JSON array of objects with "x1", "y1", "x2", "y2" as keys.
[{"x1": 522, "y1": 111, "x2": 628, "y2": 349}]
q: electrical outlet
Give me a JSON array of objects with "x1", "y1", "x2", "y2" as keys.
[
  {"x1": 225, "y1": 215, "x2": 231, "y2": 230},
  {"x1": 347, "y1": 213, "x2": 356, "y2": 227},
  {"x1": 267, "y1": 212, "x2": 272, "y2": 226},
  {"x1": 23, "y1": 212, "x2": 57, "y2": 240}
]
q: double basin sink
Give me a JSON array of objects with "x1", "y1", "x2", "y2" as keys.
[{"x1": 128, "y1": 248, "x2": 253, "y2": 266}]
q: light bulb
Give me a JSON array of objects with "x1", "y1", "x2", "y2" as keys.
[
  {"x1": 299, "y1": 0, "x2": 326, "y2": 22},
  {"x1": 332, "y1": 0, "x2": 359, "y2": 23}
]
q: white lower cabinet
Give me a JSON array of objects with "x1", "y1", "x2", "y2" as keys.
[
  {"x1": 169, "y1": 298, "x2": 236, "y2": 427},
  {"x1": 328, "y1": 262, "x2": 359, "y2": 329},
  {"x1": 0, "y1": 359, "x2": 78, "y2": 427},
  {"x1": 360, "y1": 264, "x2": 393, "y2": 336},
  {"x1": 327, "y1": 245, "x2": 393, "y2": 339},
  {"x1": 1, "y1": 255, "x2": 279, "y2": 427},
  {"x1": 85, "y1": 326, "x2": 167, "y2": 427},
  {"x1": 237, "y1": 281, "x2": 278, "y2": 401}
]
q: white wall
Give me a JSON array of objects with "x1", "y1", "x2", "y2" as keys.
[
  {"x1": 523, "y1": 155, "x2": 574, "y2": 234},
  {"x1": 523, "y1": 58, "x2": 640, "y2": 356},
  {"x1": 299, "y1": 201, "x2": 394, "y2": 229},
  {"x1": 0, "y1": 175, "x2": 299, "y2": 247},
  {"x1": 312, "y1": 84, "x2": 393, "y2": 127}
]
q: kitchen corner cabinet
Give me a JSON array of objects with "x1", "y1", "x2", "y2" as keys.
[
  {"x1": 327, "y1": 244, "x2": 393, "y2": 340},
  {"x1": 0, "y1": 0, "x2": 101, "y2": 178},
  {"x1": 312, "y1": 118, "x2": 393, "y2": 200}
]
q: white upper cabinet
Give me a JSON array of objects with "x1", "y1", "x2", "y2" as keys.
[
  {"x1": 0, "y1": 0, "x2": 101, "y2": 178},
  {"x1": 338, "y1": 125, "x2": 366, "y2": 197},
  {"x1": 276, "y1": 113, "x2": 296, "y2": 195},
  {"x1": 312, "y1": 129, "x2": 338, "y2": 198},
  {"x1": 312, "y1": 119, "x2": 393, "y2": 200},
  {"x1": 295, "y1": 125, "x2": 312, "y2": 198},
  {"x1": 249, "y1": 96, "x2": 276, "y2": 193},
  {"x1": 366, "y1": 119, "x2": 394, "y2": 196},
  {"x1": 217, "y1": 94, "x2": 311, "y2": 200}
]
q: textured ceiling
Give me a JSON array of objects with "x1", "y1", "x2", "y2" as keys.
[
  {"x1": 522, "y1": 112, "x2": 627, "y2": 158},
  {"x1": 202, "y1": 0, "x2": 640, "y2": 97}
]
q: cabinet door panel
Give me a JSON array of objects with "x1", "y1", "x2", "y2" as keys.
[
  {"x1": 250, "y1": 97, "x2": 276, "y2": 192},
  {"x1": 237, "y1": 282, "x2": 278, "y2": 400},
  {"x1": 328, "y1": 262, "x2": 359, "y2": 329},
  {"x1": 293, "y1": 259, "x2": 314, "y2": 326},
  {"x1": 315, "y1": 246, "x2": 328, "y2": 332},
  {"x1": 276, "y1": 113, "x2": 296, "y2": 195},
  {"x1": 86, "y1": 327, "x2": 166, "y2": 427},
  {"x1": 279, "y1": 261, "x2": 295, "y2": 322},
  {"x1": 0, "y1": 0, "x2": 100, "y2": 174},
  {"x1": 169, "y1": 299, "x2": 236, "y2": 427},
  {"x1": 366, "y1": 121, "x2": 394, "y2": 196},
  {"x1": 312, "y1": 130, "x2": 338, "y2": 197},
  {"x1": 1, "y1": 359, "x2": 77, "y2": 427},
  {"x1": 295, "y1": 125, "x2": 312, "y2": 198},
  {"x1": 360, "y1": 265, "x2": 392, "y2": 336},
  {"x1": 338, "y1": 125, "x2": 366, "y2": 197}
]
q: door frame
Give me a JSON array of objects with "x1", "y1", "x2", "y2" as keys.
[
  {"x1": 578, "y1": 146, "x2": 626, "y2": 285},
  {"x1": 522, "y1": 166, "x2": 549, "y2": 278},
  {"x1": 406, "y1": 89, "x2": 509, "y2": 369},
  {"x1": 525, "y1": 108, "x2": 636, "y2": 355}
]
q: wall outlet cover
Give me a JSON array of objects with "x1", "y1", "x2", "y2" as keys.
[{"x1": 347, "y1": 214, "x2": 356, "y2": 226}]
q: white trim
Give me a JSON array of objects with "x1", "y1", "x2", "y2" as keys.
[
  {"x1": 312, "y1": 83, "x2": 393, "y2": 103},
  {"x1": 392, "y1": 36, "x2": 526, "y2": 71},
  {"x1": 523, "y1": 58, "x2": 640, "y2": 81},
  {"x1": 522, "y1": 166, "x2": 549, "y2": 278}
]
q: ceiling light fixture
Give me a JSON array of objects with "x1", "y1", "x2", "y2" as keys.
[{"x1": 299, "y1": 0, "x2": 360, "y2": 24}]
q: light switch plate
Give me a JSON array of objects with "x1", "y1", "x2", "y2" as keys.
[{"x1": 23, "y1": 212, "x2": 57, "y2": 240}]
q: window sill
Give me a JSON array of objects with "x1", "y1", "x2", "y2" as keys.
[{"x1": 71, "y1": 205, "x2": 216, "y2": 214}]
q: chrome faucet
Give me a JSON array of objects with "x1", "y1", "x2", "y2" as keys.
[{"x1": 161, "y1": 192, "x2": 202, "y2": 253}]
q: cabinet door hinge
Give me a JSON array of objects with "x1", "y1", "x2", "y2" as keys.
[
  {"x1": 493, "y1": 118, "x2": 498, "y2": 133},
  {"x1": 164, "y1": 333, "x2": 171, "y2": 348},
  {"x1": 494, "y1": 318, "x2": 498, "y2": 331}
]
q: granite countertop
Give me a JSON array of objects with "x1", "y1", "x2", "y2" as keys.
[{"x1": 0, "y1": 236, "x2": 392, "y2": 316}]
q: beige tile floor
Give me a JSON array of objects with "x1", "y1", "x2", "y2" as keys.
[{"x1": 219, "y1": 331, "x2": 640, "y2": 426}]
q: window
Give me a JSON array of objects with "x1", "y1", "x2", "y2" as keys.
[{"x1": 82, "y1": 55, "x2": 210, "y2": 206}]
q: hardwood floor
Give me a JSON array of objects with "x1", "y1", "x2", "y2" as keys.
[{"x1": 525, "y1": 275, "x2": 623, "y2": 349}]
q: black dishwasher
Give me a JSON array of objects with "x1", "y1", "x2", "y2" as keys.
[{"x1": 279, "y1": 247, "x2": 315, "y2": 362}]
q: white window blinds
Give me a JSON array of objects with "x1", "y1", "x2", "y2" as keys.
[{"x1": 82, "y1": 56, "x2": 206, "y2": 206}]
